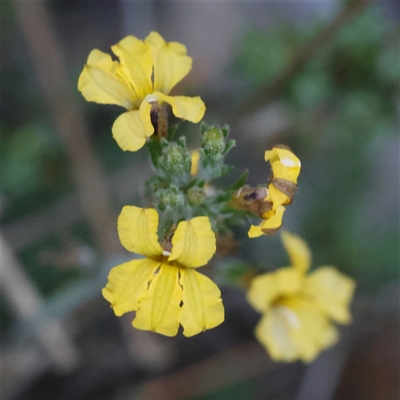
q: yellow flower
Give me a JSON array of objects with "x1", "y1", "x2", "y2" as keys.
[
  {"x1": 247, "y1": 231, "x2": 355, "y2": 363},
  {"x1": 78, "y1": 32, "x2": 206, "y2": 152},
  {"x1": 248, "y1": 146, "x2": 301, "y2": 238},
  {"x1": 264, "y1": 145, "x2": 301, "y2": 209},
  {"x1": 102, "y1": 206, "x2": 224, "y2": 337}
]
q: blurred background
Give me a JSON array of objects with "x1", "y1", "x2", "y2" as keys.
[{"x1": 1, "y1": 1, "x2": 399, "y2": 399}]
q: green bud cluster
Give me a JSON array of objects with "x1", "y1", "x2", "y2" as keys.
[
  {"x1": 159, "y1": 137, "x2": 191, "y2": 179},
  {"x1": 187, "y1": 186, "x2": 206, "y2": 205},
  {"x1": 202, "y1": 127, "x2": 226, "y2": 159},
  {"x1": 145, "y1": 122, "x2": 244, "y2": 235},
  {"x1": 199, "y1": 123, "x2": 236, "y2": 180},
  {"x1": 154, "y1": 184, "x2": 186, "y2": 211}
]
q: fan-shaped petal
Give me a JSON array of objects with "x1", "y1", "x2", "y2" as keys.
[
  {"x1": 303, "y1": 266, "x2": 355, "y2": 324},
  {"x1": 256, "y1": 298, "x2": 338, "y2": 363},
  {"x1": 179, "y1": 269, "x2": 224, "y2": 337},
  {"x1": 153, "y1": 92, "x2": 206, "y2": 123},
  {"x1": 118, "y1": 206, "x2": 162, "y2": 257},
  {"x1": 112, "y1": 101, "x2": 154, "y2": 152},
  {"x1": 111, "y1": 36, "x2": 153, "y2": 101},
  {"x1": 255, "y1": 309, "x2": 300, "y2": 362},
  {"x1": 102, "y1": 258, "x2": 160, "y2": 316},
  {"x1": 132, "y1": 264, "x2": 182, "y2": 336},
  {"x1": 78, "y1": 49, "x2": 136, "y2": 109},
  {"x1": 169, "y1": 216, "x2": 216, "y2": 268},
  {"x1": 281, "y1": 230, "x2": 311, "y2": 272},
  {"x1": 283, "y1": 297, "x2": 339, "y2": 362},
  {"x1": 145, "y1": 32, "x2": 192, "y2": 94}
]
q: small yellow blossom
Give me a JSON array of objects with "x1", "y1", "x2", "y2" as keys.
[
  {"x1": 102, "y1": 206, "x2": 224, "y2": 336},
  {"x1": 264, "y1": 145, "x2": 301, "y2": 209},
  {"x1": 78, "y1": 32, "x2": 206, "y2": 152},
  {"x1": 247, "y1": 231, "x2": 355, "y2": 363},
  {"x1": 248, "y1": 146, "x2": 301, "y2": 238}
]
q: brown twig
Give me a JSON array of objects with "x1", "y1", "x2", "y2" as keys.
[
  {"x1": 239, "y1": 1, "x2": 371, "y2": 117},
  {"x1": 13, "y1": 2, "x2": 120, "y2": 256},
  {"x1": 0, "y1": 231, "x2": 80, "y2": 371}
]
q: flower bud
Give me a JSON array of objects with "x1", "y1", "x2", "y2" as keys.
[
  {"x1": 159, "y1": 141, "x2": 191, "y2": 177},
  {"x1": 155, "y1": 185, "x2": 185, "y2": 211},
  {"x1": 201, "y1": 127, "x2": 225, "y2": 158},
  {"x1": 188, "y1": 186, "x2": 206, "y2": 205}
]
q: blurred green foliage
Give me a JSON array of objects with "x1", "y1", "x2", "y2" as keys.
[
  {"x1": 192, "y1": 378, "x2": 255, "y2": 400},
  {"x1": 234, "y1": 7, "x2": 399, "y2": 292},
  {"x1": 2, "y1": 124, "x2": 66, "y2": 196}
]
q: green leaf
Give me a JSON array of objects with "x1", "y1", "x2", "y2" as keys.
[
  {"x1": 228, "y1": 170, "x2": 249, "y2": 191},
  {"x1": 223, "y1": 139, "x2": 236, "y2": 155},
  {"x1": 146, "y1": 139, "x2": 162, "y2": 169},
  {"x1": 221, "y1": 124, "x2": 230, "y2": 140},
  {"x1": 167, "y1": 123, "x2": 180, "y2": 141}
]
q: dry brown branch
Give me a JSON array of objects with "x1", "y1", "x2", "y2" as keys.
[
  {"x1": 13, "y1": 1, "x2": 119, "y2": 256},
  {"x1": 0, "y1": 231, "x2": 80, "y2": 371}
]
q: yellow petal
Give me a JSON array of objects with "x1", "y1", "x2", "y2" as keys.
[
  {"x1": 248, "y1": 206, "x2": 285, "y2": 238},
  {"x1": 255, "y1": 298, "x2": 338, "y2": 363},
  {"x1": 265, "y1": 147, "x2": 301, "y2": 184},
  {"x1": 255, "y1": 309, "x2": 301, "y2": 362},
  {"x1": 271, "y1": 162, "x2": 301, "y2": 184},
  {"x1": 281, "y1": 230, "x2": 311, "y2": 272},
  {"x1": 112, "y1": 106, "x2": 154, "y2": 152},
  {"x1": 169, "y1": 216, "x2": 216, "y2": 268},
  {"x1": 111, "y1": 36, "x2": 153, "y2": 101},
  {"x1": 247, "y1": 268, "x2": 303, "y2": 313},
  {"x1": 179, "y1": 269, "x2": 224, "y2": 337},
  {"x1": 149, "y1": 92, "x2": 205, "y2": 123},
  {"x1": 303, "y1": 266, "x2": 355, "y2": 324},
  {"x1": 132, "y1": 264, "x2": 182, "y2": 336},
  {"x1": 248, "y1": 224, "x2": 264, "y2": 238},
  {"x1": 260, "y1": 205, "x2": 285, "y2": 229},
  {"x1": 265, "y1": 147, "x2": 301, "y2": 168},
  {"x1": 284, "y1": 297, "x2": 339, "y2": 362},
  {"x1": 102, "y1": 258, "x2": 160, "y2": 316},
  {"x1": 145, "y1": 31, "x2": 192, "y2": 94},
  {"x1": 266, "y1": 184, "x2": 290, "y2": 209},
  {"x1": 118, "y1": 206, "x2": 162, "y2": 257},
  {"x1": 190, "y1": 150, "x2": 200, "y2": 175},
  {"x1": 78, "y1": 49, "x2": 136, "y2": 109}
]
